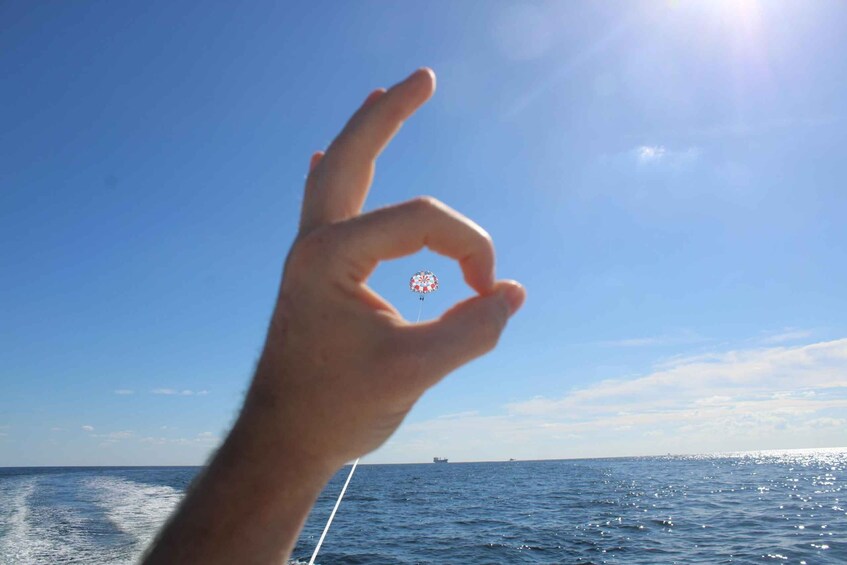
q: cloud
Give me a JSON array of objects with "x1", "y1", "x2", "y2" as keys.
[
  {"x1": 436, "y1": 411, "x2": 480, "y2": 420},
  {"x1": 758, "y1": 329, "x2": 813, "y2": 345},
  {"x1": 82, "y1": 425, "x2": 94, "y2": 432},
  {"x1": 636, "y1": 145, "x2": 666, "y2": 163},
  {"x1": 507, "y1": 339, "x2": 847, "y2": 416},
  {"x1": 95, "y1": 430, "x2": 134, "y2": 439},
  {"x1": 93, "y1": 430, "x2": 135, "y2": 446},
  {"x1": 633, "y1": 145, "x2": 700, "y2": 168},
  {"x1": 140, "y1": 432, "x2": 220, "y2": 446},
  {"x1": 151, "y1": 388, "x2": 209, "y2": 396},
  {"x1": 596, "y1": 331, "x2": 708, "y2": 348},
  {"x1": 114, "y1": 389, "x2": 135, "y2": 395},
  {"x1": 373, "y1": 338, "x2": 847, "y2": 463},
  {"x1": 807, "y1": 417, "x2": 846, "y2": 428}
]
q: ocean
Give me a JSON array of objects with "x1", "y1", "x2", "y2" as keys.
[{"x1": 0, "y1": 448, "x2": 844, "y2": 564}]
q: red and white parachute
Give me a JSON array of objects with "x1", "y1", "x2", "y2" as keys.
[{"x1": 409, "y1": 270, "x2": 438, "y2": 300}]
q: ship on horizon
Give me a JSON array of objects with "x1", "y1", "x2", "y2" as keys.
[{"x1": 433, "y1": 457, "x2": 448, "y2": 464}]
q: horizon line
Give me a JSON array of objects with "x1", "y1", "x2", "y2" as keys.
[{"x1": 3, "y1": 445, "x2": 845, "y2": 469}]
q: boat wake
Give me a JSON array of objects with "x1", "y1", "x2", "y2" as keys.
[{"x1": 0, "y1": 473, "x2": 184, "y2": 565}]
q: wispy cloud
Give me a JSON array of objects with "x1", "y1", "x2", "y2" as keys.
[
  {"x1": 636, "y1": 145, "x2": 666, "y2": 163},
  {"x1": 92, "y1": 430, "x2": 135, "y2": 446},
  {"x1": 77, "y1": 427, "x2": 219, "y2": 449},
  {"x1": 140, "y1": 432, "x2": 220, "y2": 446},
  {"x1": 151, "y1": 388, "x2": 209, "y2": 396},
  {"x1": 633, "y1": 145, "x2": 700, "y2": 168},
  {"x1": 508, "y1": 338, "x2": 847, "y2": 416},
  {"x1": 114, "y1": 389, "x2": 135, "y2": 395},
  {"x1": 758, "y1": 329, "x2": 814, "y2": 345},
  {"x1": 436, "y1": 411, "x2": 480, "y2": 420},
  {"x1": 596, "y1": 331, "x2": 708, "y2": 348},
  {"x1": 376, "y1": 338, "x2": 847, "y2": 462}
]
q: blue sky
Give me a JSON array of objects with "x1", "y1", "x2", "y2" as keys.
[{"x1": 1, "y1": 0, "x2": 846, "y2": 466}]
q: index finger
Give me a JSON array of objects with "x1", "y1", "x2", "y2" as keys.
[
  {"x1": 331, "y1": 197, "x2": 495, "y2": 295},
  {"x1": 300, "y1": 69, "x2": 436, "y2": 234}
]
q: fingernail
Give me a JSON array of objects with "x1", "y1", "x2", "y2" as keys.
[
  {"x1": 500, "y1": 282, "x2": 526, "y2": 316},
  {"x1": 411, "y1": 67, "x2": 436, "y2": 86}
]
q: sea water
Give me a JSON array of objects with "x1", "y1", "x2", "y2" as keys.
[{"x1": 0, "y1": 449, "x2": 844, "y2": 564}]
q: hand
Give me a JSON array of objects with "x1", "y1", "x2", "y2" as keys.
[
  {"x1": 142, "y1": 68, "x2": 525, "y2": 565},
  {"x1": 245, "y1": 68, "x2": 525, "y2": 472}
]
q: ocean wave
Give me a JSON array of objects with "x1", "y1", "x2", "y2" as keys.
[
  {"x1": 84, "y1": 476, "x2": 184, "y2": 557},
  {"x1": 0, "y1": 473, "x2": 184, "y2": 565},
  {"x1": 0, "y1": 475, "x2": 122, "y2": 565},
  {"x1": 0, "y1": 477, "x2": 36, "y2": 564}
]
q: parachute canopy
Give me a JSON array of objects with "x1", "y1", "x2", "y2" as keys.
[{"x1": 409, "y1": 270, "x2": 439, "y2": 296}]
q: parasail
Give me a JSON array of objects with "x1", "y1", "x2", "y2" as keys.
[{"x1": 409, "y1": 270, "x2": 439, "y2": 300}]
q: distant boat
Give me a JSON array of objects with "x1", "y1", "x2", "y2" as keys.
[
  {"x1": 433, "y1": 457, "x2": 448, "y2": 464},
  {"x1": 508, "y1": 458, "x2": 517, "y2": 462}
]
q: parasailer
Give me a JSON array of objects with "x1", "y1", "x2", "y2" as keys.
[{"x1": 409, "y1": 270, "x2": 439, "y2": 301}]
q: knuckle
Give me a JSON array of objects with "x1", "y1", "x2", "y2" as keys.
[
  {"x1": 478, "y1": 224, "x2": 494, "y2": 245},
  {"x1": 477, "y1": 226, "x2": 495, "y2": 253},
  {"x1": 287, "y1": 227, "x2": 339, "y2": 272},
  {"x1": 410, "y1": 195, "x2": 443, "y2": 214}
]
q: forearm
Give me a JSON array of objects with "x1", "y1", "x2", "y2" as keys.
[{"x1": 142, "y1": 391, "x2": 337, "y2": 565}]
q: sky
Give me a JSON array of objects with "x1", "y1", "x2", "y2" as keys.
[{"x1": 1, "y1": 0, "x2": 846, "y2": 466}]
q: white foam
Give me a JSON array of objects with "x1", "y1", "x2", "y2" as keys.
[
  {"x1": 0, "y1": 476, "x2": 111, "y2": 564},
  {"x1": 0, "y1": 474, "x2": 185, "y2": 564},
  {"x1": 0, "y1": 477, "x2": 36, "y2": 564},
  {"x1": 85, "y1": 476, "x2": 184, "y2": 557}
]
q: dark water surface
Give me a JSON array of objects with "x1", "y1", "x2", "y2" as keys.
[{"x1": 1, "y1": 449, "x2": 844, "y2": 564}]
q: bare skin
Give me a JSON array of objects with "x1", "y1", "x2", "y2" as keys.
[{"x1": 141, "y1": 68, "x2": 525, "y2": 565}]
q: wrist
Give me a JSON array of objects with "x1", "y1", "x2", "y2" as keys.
[
  {"x1": 232, "y1": 392, "x2": 340, "y2": 489},
  {"x1": 142, "y1": 385, "x2": 340, "y2": 565}
]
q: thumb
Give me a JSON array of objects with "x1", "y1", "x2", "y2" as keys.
[{"x1": 407, "y1": 280, "x2": 525, "y2": 385}]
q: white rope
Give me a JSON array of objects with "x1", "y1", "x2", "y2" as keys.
[
  {"x1": 416, "y1": 297, "x2": 424, "y2": 323},
  {"x1": 308, "y1": 458, "x2": 359, "y2": 565}
]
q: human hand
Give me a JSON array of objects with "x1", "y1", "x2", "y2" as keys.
[
  {"x1": 141, "y1": 68, "x2": 521, "y2": 565},
  {"x1": 245, "y1": 68, "x2": 525, "y2": 474}
]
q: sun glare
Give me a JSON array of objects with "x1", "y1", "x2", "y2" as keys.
[
  {"x1": 670, "y1": 0, "x2": 765, "y2": 35},
  {"x1": 720, "y1": 0, "x2": 763, "y2": 34}
]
